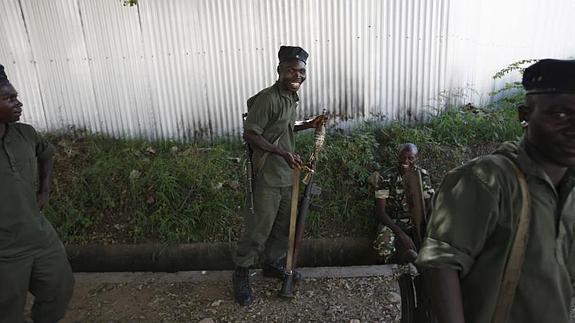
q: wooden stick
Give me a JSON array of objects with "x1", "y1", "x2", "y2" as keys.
[{"x1": 285, "y1": 167, "x2": 301, "y2": 273}]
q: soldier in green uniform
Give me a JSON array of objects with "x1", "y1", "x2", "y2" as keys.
[
  {"x1": 370, "y1": 143, "x2": 434, "y2": 263},
  {"x1": 0, "y1": 65, "x2": 74, "y2": 322},
  {"x1": 416, "y1": 59, "x2": 575, "y2": 323},
  {"x1": 232, "y1": 46, "x2": 326, "y2": 306}
]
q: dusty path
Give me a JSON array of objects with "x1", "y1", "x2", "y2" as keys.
[{"x1": 27, "y1": 266, "x2": 403, "y2": 323}]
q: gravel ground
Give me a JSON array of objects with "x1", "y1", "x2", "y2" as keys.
[
  {"x1": 44, "y1": 275, "x2": 401, "y2": 322},
  {"x1": 25, "y1": 269, "x2": 575, "y2": 322}
]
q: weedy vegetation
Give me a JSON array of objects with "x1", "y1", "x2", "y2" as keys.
[{"x1": 44, "y1": 61, "x2": 529, "y2": 244}]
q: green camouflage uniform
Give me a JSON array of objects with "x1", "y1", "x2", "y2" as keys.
[
  {"x1": 416, "y1": 141, "x2": 575, "y2": 323},
  {"x1": 233, "y1": 82, "x2": 298, "y2": 268},
  {"x1": 0, "y1": 123, "x2": 74, "y2": 323},
  {"x1": 372, "y1": 166, "x2": 434, "y2": 261}
]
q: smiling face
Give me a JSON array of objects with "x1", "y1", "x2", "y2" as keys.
[
  {"x1": 398, "y1": 147, "x2": 418, "y2": 174},
  {"x1": 0, "y1": 83, "x2": 23, "y2": 124},
  {"x1": 521, "y1": 93, "x2": 575, "y2": 167},
  {"x1": 277, "y1": 59, "x2": 307, "y2": 93}
]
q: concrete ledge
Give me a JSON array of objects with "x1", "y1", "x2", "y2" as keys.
[
  {"x1": 72, "y1": 265, "x2": 399, "y2": 283},
  {"x1": 66, "y1": 238, "x2": 380, "y2": 272}
]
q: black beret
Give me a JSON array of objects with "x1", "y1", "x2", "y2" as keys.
[
  {"x1": 278, "y1": 46, "x2": 308, "y2": 64},
  {"x1": 0, "y1": 64, "x2": 8, "y2": 85},
  {"x1": 522, "y1": 59, "x2": 575, "y2": 95}
]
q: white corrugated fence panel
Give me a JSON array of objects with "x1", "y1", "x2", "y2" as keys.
[{"x1": 1, "y1": 0, "x2": 574, "y2": 140}]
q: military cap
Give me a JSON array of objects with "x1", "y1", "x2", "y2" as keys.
[
  {"x1": 278, "y1": 46, "x2": 308, "y2": 64},
  {"x1": 0, "y1": 64, "x2": 8, "y2": 85},
  {"x1": 522, "y1": 59, "x2": 575, "y2": 95}
]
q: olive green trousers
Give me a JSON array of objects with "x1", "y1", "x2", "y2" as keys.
[
  {"x1": 0, "y1": 240, "x2": 74, "y2": 323},
  {"x1": 233, "y1": 178, "x2": 293, "y2": 268}
]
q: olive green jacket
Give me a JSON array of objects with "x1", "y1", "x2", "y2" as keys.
[
  {"x1": 0, "y1": 123, "x2": 58, "y2": 259},
  {"x1": 244, "y1": 82, "x2": 298, "y2": 187},
  {"x1": 416, "y1": 141, "x2": 575, "y2": 323}
]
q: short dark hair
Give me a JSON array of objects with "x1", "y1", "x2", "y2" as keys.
[{"x1": 398, "y1": 143, "x2": 418, "y2": 155}]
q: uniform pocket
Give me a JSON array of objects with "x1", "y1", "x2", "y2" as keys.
[
  {"x1": 15, "y1": 157, "x2": 38, "y2": 186},
  {"x1": 0, "y1": 229, "x2": 15, "y2": 249}
]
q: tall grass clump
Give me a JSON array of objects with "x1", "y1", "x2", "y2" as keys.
[{"x1": 45, "y1": 134, "x2": 245, "y2": 244}]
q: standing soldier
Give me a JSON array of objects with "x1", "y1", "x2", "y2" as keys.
[
  {"x1": 370, "y1": 143, "x2": 434, "y2": 263},
  {"x1": 0, "y1": 64, "x2": 74, "y2": 322},
  {"x1": 232, "y1": 46, "x2": 325, "y2": 306},
  {"x1": 416, "y1": 59, "x2": 575, "y2": 323}
]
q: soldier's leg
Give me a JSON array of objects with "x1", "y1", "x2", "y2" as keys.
[
  {"x1": 232, "y1": 182, "x2": 282, "y2": 305},
  {"x1": 373, "y1": 224, "x2": 396, "y2": 263},
  {"x1": 233, "y1": 183, "x2": 282, "y2": 268},
  {"x1": 262, "y1": 184, "x2": 292, "y2": 263},
  {"x1": 29, "y1": 241, "x2": 75, "y2": 323},
  {"x1": 0, "y1": 256, "x2": 33, "y2": 323}
]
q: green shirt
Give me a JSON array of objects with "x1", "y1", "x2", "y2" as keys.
[
  {"x1": 416, "y1": 141, "x2": 575, "y2": 323},
  {"x1": 0, "y1": 123, "x2": 58, "y2": 259},
  {"x1": 244, "y1": 82, "x2": 298, "y2": 187}
]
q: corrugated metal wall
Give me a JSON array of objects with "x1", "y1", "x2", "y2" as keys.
[{"x1": 1, "y1": 0, "x2": 574, "y2": 140}]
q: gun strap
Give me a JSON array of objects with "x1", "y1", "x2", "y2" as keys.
[{"x1": 492, "y1": 156, "x2": 531, "y2": 323}]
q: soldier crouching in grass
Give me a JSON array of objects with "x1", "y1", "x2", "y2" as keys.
[
  {"x1": 0, "y1": 64, "x2": 74, "y2": 323},
  {"x1": 369, "y1": 143, "x2": 434, "y2": 263},
  {"x1": 369, "y1": 143, "x2": 438, "y2": 322},
  {"x1": 416, "y1": 59, "x2": 575, "y2": 323},
  {"x1": 232, "y1": 46, "x2": 326, "y2": 306}
]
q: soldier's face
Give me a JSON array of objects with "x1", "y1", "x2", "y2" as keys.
[
  {"x1": 0, "y1": 84, "x2": 22, "y2": 123},
  {"x1": 521, "y1": 93, "x2": 575, "y2": 167},
  {"x1": 278, "y1": 60, "x2": 306, "y2": 92},
  {"x1": 399, "y1": 149, "x2": 417, "y2": 173}
]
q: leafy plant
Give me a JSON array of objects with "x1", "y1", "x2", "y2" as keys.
[
  {"x1": 121, "y1": 0, "x2": 137, "y2": 7},
  {"x1": 490, "y1": 59, "x2": 539, "y2": 105}
]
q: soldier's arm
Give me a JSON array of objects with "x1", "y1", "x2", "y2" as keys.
[
  {"x1": 34, "y1": 128, "x2": 55, "y2": 210},
  {"x1": 375, "y1": 198, "x2": 402, "y2": 234},
  {"x1": 243, "y1": 131, "x2": 302, "y2": 168},
  {"x1": 37, "y1": 155, "x2": 54, "y2": 209},
  {"x1": 416, "y1": 164, "x2": 500, "y2": 322},
  {"x1": 427, "y1": 268, "x2": 466, "y2": 323},
  {"x1": 294, "y1": 114, "x2": 326, "y2": 132},
  {"x1": 375, "y1": 197, "x2": 416, "y2": 251}
]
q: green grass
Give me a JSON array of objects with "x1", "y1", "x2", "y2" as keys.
[
  {"x1": 45, "y1": 135, "x2": 245, "y2": 244},
  {"x1": 44, "y1": 102, "x2": 522, "y2": 245}
]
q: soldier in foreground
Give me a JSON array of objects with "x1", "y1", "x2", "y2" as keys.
[
  {"x1": 416, "y1": 59, "x2": 575, "y2": 323},
  {"x1": 0, "y1": 64, "x2": 74, "y2": 322},
  {"x1": 232, "y1": 46, "x2": 325, "y2": 306}
]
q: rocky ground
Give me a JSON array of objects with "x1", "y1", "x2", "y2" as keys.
[
  {"x1": 25, "y1": 267, "x2": 575, "y2": 322},
  {"x1": 27, "y1": 268, "x2": 402, "y2": 323}
]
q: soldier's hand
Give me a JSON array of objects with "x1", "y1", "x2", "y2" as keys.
[
  {"x1": 397, "y1": 231, "x2": 417, "y2": 253},
  {"x1": 309, "y1": 114, "x2": 328, "y2": 129},
  {"x1": 282, "y1": 152, "x2": 303, "y2": 169}
]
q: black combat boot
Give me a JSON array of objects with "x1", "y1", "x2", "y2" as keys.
[
  {"x1": 262, "y1": 260, "x2": 302, "y2": 282},
  {"x1": 232, "y1": 267, "x2": 254, "y2": 306}
]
